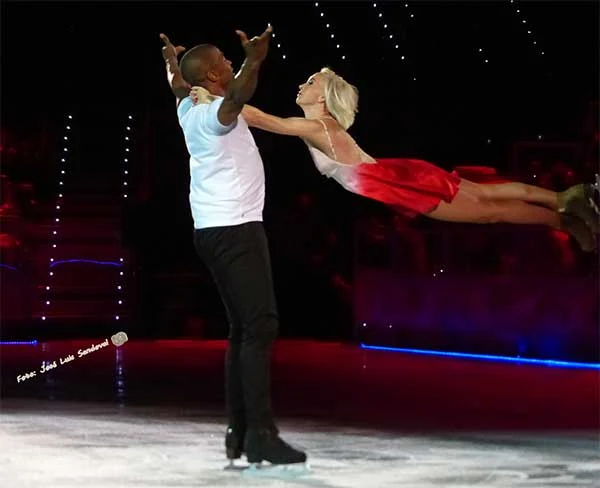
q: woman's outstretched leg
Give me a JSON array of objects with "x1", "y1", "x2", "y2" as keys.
[
  {"x1": 426, "y1": 186, "x2": 596, "y2": 251},
  {"x1": 427, "y1": 187, "x2": 559, "y2": 226},
  {"x1": 459, "y1": 179, "x2": 559, "y2": 209},
  {"x1": 459, "y1": 178, "x2": 598, "y2": 232}
]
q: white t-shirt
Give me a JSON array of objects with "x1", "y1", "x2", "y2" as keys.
[{"x1": 177, "y1": 96, "x2": 265, "y2": 229}]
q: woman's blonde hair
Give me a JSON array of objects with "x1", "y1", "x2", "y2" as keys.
[{"x1": 318, "y1": 67, "x2": 359, "y2": 130}]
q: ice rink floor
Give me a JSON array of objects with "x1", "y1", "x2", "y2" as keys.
[{"x1": 1, "y1": 339, "x2": 598, "y2": 487}]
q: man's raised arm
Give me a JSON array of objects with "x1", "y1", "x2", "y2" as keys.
[
  {"x1": 160, "y1": 33, "x2": 190, "y2": 105},
  {"x1": 218, "y1": 25, "x2": 272, "y2": 126}
]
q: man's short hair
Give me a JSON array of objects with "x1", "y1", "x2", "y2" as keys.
[{"x1": 179, "y1": 44, "x2": 217, "y2": 85}]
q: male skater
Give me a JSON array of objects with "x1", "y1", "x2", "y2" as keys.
[{"x1": 160, "y1": 28, "x2": 306, "y2": 466}]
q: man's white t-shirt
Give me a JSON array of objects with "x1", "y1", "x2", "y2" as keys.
[{"x1": 177, "y1": 96, "x2": 265, "y2": 229}]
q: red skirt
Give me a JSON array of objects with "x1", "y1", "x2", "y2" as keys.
[{"x1": 351, "y1": 158, "x2": 462, "y2": 217}]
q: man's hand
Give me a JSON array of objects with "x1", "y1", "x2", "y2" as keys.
[
  {"x1": 160, "y1": 33, "x2": 186, "y2": 62},
  {"x1": 160, "y1": 33, "x2": 190, "y2": 103},
  {"x1": 235, "y1": 24, "x2": 273, "y2": 64}
]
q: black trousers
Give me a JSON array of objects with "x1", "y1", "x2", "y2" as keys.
[{"x1": 193, "y1": 221, "x2": 278, "y2": 429}]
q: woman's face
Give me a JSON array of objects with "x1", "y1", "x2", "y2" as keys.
[{"x1": 296, "y1": 73, "x2": 325, "y2": 106}]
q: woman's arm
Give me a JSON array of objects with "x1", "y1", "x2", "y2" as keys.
[
  {"x1": 241, "y1": 104, "x2": 322, "y2": 137},
  {"x1": 189, "y1": 86, "x2": 322, "y2": 137}
]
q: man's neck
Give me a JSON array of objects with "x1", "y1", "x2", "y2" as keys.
[{"x1": 201, "y1": 81, "x2": 226, "y2": 97}]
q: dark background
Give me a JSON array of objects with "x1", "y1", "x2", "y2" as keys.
[{"x1": 1, "y1": 0, "x2": 598, "y2": 346}]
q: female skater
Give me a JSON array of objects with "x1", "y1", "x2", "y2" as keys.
[
  {"x1": 188, "y1": 67, "x2": 598, "y2": 252},
  {"x1": 159, "y1": 33, "x2": 598, "y2": 251}
]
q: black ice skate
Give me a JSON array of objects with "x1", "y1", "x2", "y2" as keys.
[
  {"x1": 244, "y1": 427, "x2": 307, "y2": 470},
  {"x1": 225, "y1": 424, "x2": 245, "y2": 460},
  {"x1": 224, "y1": 424, "x2": 246, "y2": 470}
]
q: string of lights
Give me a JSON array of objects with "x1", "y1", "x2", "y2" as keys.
[
  {"x1": 41, "y1": 114, "x2": 73, "y2": 322},
  {"x1": 508, "y1": 0, "x2": 545, "y2": 58},
  {"x1": 403, "y1": 1, "x2": 415, "y2": 21},
  {"x1": 313, "y1": 2, "x2": 347, "y2": 61},
  {"x1": 508, "y1": 1, "x2": 547, "y2": 147},
  {"x1": 116, "y1": 114, "x2": 133, "y2": 322},
  {"x1": 461, "y1": 3, "x2": 491, "y2": 68},
  {"x1": 371, "y1": 3, "x2": 403, "y2": 55},
  {"x1": 371, "y1": 2, "x2": 417, "y2": 81},
  {"x1": 476, "y1": 46, "x2": 490, "y2": 65},
  {"x1": 269, "y1": 23, "x2": 288, "y2": 61}
]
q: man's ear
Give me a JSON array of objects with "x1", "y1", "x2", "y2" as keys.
[{"x1": 206, "y1": 70, "x2": 218, "y2": 82}]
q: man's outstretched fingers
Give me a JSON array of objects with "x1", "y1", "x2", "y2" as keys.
[
  {"x1": 262, "y1": 24, "x2": 273, "y2": 37},
  {"x1": 235, "y1": 30, "x2": 249, "y2": 43}
]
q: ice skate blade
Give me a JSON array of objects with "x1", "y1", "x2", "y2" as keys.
[
  {"x1": 223, "y1": 460, "x2": 246, "y2": 471},
  {"x1": 241, "y1": 462, "x2": 311, "y2": 478},
  {"x1": 588, "y1": 197, "x2": 600, "y2": 216}
]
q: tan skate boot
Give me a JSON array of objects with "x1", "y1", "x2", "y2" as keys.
[
  {"x1": 559, "y1": 213, "x2": 597, "y2": 252},
  {"x1": 557, "y1": 183, "x2": 599, "y2": 234}
]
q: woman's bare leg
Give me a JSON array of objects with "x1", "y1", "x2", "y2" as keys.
[
  {"x1": 427, "y1": 186, "x2": 560, "y2": 227},
  {"x1": 426, "y1": 186, "x2": 596, "y2": 251},
  {"x1": 458, "y1": 179, "x2": 559, "y2": 210}
]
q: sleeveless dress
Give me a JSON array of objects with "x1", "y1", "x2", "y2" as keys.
[{"x1": 307, "y1": 120, "x2": 462, "y2": 217}]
